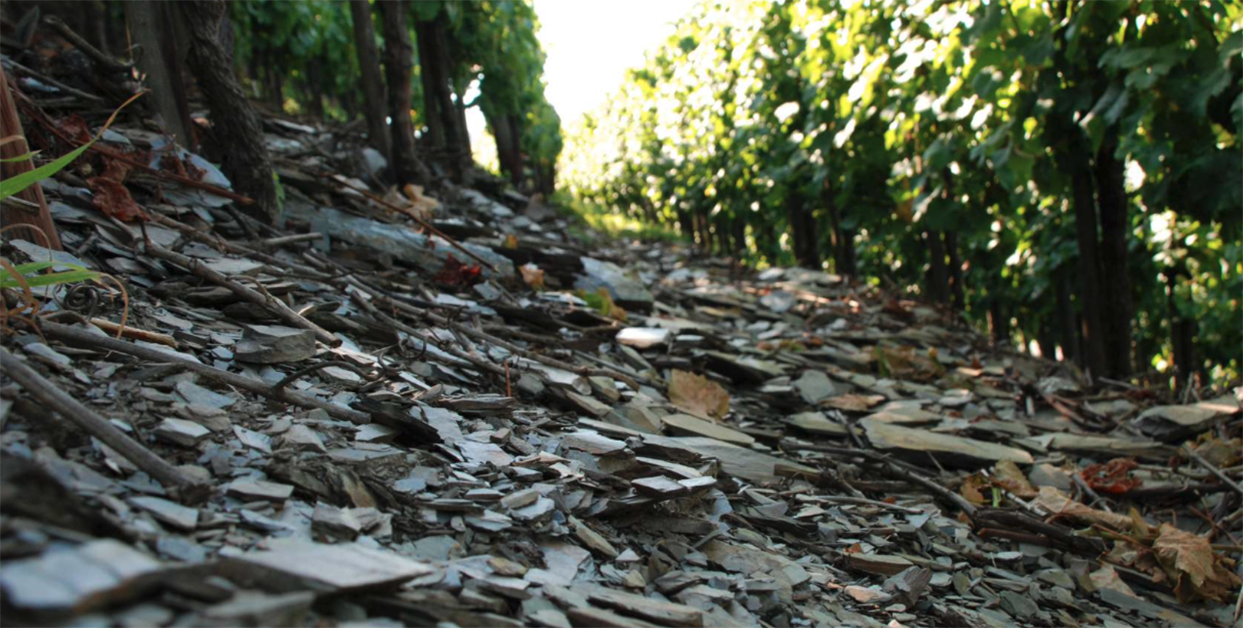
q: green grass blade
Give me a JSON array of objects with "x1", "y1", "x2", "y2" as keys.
[
  {"x1": 0, "y1": 268, "x2": 99, "y2": 289},
  {"x1": 0, "y1": 141, "x2": 94, "y2": 201}
]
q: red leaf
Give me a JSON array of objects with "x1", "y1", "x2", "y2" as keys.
[
  {"x1": 56, "y1": 114, "x2": 93, "y2": 145},
  {"x1": 432, "y1": 254, "x2": 482, "y2": 287},
  {"x1": 1080, "y1": 458, "x2": 1142, "y2": 494},
  {"x1": 87, "y1": 159, "x2": 146, "y2": 222}
]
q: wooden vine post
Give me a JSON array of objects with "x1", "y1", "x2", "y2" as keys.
[{"x1": 0, "y1": 64, "x2": 63, "y2": 251}]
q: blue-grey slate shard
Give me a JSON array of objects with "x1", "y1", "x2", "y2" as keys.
[
  {"x1": 574, "y1": 257, "x2": 654, "y2": 305},
  {"x1": 289, "y1": 202, "x2": 515, "y2": 279}
]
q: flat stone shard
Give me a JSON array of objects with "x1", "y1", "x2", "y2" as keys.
[
  {"x1": 129, "y1": 496, "x2": 199, "y2": 532},
  {"x1": 154, "y1": 418, "x2": 211, "y2": 447},
  {"x1": 201, "y1": 591, "x2": 315, "y2": 627},
  {"x1": 671, "y1": 437, "x2": 814, "y2": 484},
  {"x1": 575, "y1": 257, "x2": 654, "y2": 306},
  {"x1": 1132, "y1": 395, "x2": 1240, "y2": 441},
  {"x1": 615, "y1": 327, "x2": 670, "y2": 348},
  {"x1": 848, "y1": 553, "x2": 915, "y2": 577},
  {"x1": 661, "y1": 413, "x2": 754, "y2": 446},
  {"x1": 226, "y1": 478, "x2": 295, "y2": 501},
  {"x1": 581, "y1": 584, "x2": 704, "y2": 627},
  {"x1": 0, "y1": 539, "x2": 162, "y2": 614},
  {"x1": 861, "y1": 418, "x2": 1033, "y2": 467},
  {"x1": 234, "y1": 325, "x2": 317, "y2": 364},
  {"x1": 225, "y1": 542, "x2": 433, "y2": 593}
]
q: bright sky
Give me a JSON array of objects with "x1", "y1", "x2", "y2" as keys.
[
  {"x1": 468, "y1": 0, "x2": 697, "y2": 163},
  {"x1": 535, "y1": 0, "x2": 699, "y2": 125}
]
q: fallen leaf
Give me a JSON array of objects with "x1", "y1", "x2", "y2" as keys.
[
  {"x1": 1080, "y1": 458, "x2": 1142, "y2": 494},
  {"x1": 668, "y1": 370, "x2": 729, "y2": 421},
  {"x1": 404, "y1": 183, "x2": 440, "y2": 215},
  {"x1": 1190, "y1": 434, "x2": 1241, "y2": 468},
  {"x1": 579, "y1": 288, "x2": 627, "y2": 322},
  {"x1": 992, "y1": 460, "x2": 1038, "y2": 498},
  {"x1": 874, "y1": 345, "x2": 943, "y2": 381},
  {"x1": 1032, "y1": 486, "x2": 1132, "y2": 529},
  {"x1": 87, "y1": 159, "x2": 146, "y2": 222},
  {"x1": 432, "y1": 254, "x2": 482, "y2": 287},
  {"x1": 1089, "y1": 565, "x2": 1137, "y2": 597},
  {"x1": 822, "y1": 394, "x2": 885, "y2": 412},
  {"x1": 382, "y1": 183, "x2": 439, "y2": 222},
  {"x1": 57, "y1": 114, "x2": 93, "y2": 145},
  {"x1": 520, "y1": 263, "x2": 545, "y2": 291},
  {"x1": 503, "y1": 234, "x2": 520, "y2": 249},
  {"x1": 960, "y1": 473, "x2": 989, "y2": 505},
  {"x1": 1152, "y1": 523, "x2": 1240, "y2": 602}
]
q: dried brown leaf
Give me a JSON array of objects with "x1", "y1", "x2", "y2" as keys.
[
  {"x1": 520, "y1": 263, "x2": 545, "y2": 291},
  {"x1": 1032, "y1": 486, "x2": 1132, "y2": 529},
  {"x1": 668, "y1": 370, "x2": 729, "y2": 421},
  {"x1": 1153, "y1": 523, "x2": 1240, "y2": 602},
  {"x1": 992, "y1": 460, "x2": 1038, "y2": 498}
]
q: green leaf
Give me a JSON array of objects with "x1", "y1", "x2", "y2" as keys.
[
  {"x1": 411, "y1": 1, "x2": 442, "y2": 22},
  {"x1": 5, "y1": 261, "x2": 59, "y2": 275},
  {"x1": 12, "y1": 269, "x2": 100, "y2": 289},
  {"x1": 0, "y1": 150, "x2": 40, "y2": 163},
  {"x1": 0, "y1": 261, "x2": 99, "y2": 290},
  {"x1": 1232, "y1": 92, "x2": 1242, "y2": 125},
  {"x1": 0, "y1": 140, "x2": 94, "y2": 201},
  {"x1": 1220, "y1": 30, "x2": 1243, "y2": 65}
]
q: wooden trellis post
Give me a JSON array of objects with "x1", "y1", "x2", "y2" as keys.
[{"x1": 0, "y1": 64, "x2": 63, "y2": 251}]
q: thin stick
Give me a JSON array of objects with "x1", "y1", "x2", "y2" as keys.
[
  {"x1": 1187, "y1": 450, "x2": 1243, "y2": 499},
  {"x1": 86, "y1": 317, "x2": 177, "y2": 348},
  {"x1": 43, "y1": 16, "x2": 132, "y2": 73},
  {"x1": 347, "y1": 287, "x2": 507, "y2": 378},
  {"x1": 39, "y1": 320, "x2": 370, "y2": 425},
  {"x1": 2, "y1": 56, "x2": 104, "y2": 102},
  {"x1": 1072, "y1": 472, "x2": 1113, "y2": 513},
  {"x1": 1193, "y1": 450, "x2": 1243, "y2": 529},
  {"x1": 248, "y1": 232, "x2": 322, "y2": 248},
  {"x1": 143, "y1": 242, "x2": 340, "y2": 347},
  {"x1": 353, "y1": 280, "x2": 643, "y2": 390},
  {"x1": 781, "y1": 438, "x2": 978, "y2": 517},
  {"x1": 273, "y1": 360, "x2": 373, "y2": 392},
  {"x1": 145, "y1": 213, "x2": 334, "y2": 281},
  {"x1": 0, "y1": 345, "x2": 205, "y2": 496}
]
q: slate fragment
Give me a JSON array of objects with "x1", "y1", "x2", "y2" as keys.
[{"x1": 234, "y1": 325, "x2": 317, "y2": 364}]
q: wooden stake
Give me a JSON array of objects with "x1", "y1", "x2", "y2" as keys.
[{"x1": 0, "y1": 65, "x2": 62, "y2": 251}]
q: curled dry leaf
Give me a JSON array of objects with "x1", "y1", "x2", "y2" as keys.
[
  {"x1": 1152, "y1": 523, "x2": 1241, "y2": 603},
  {"x1": 667, "y1": 370, "x2": 729, "y2": 421},
  {"x1": 87, "y1": 159, "x2": 146, "y2": 222},
  {"x1": 1079, "y1": 458, "x2": 1142, "y2": 494},
  {"x1": 992, "y1": 459, "x2": 1037, "y2": 498},
  {"x1": 1032, "y1": 486, "x2": 1132, "y2": 530},
  {"x1": 959, "y1": 473, "x2": 990, "y2": 505}
]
